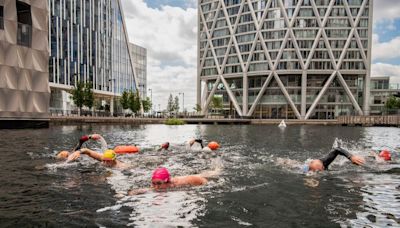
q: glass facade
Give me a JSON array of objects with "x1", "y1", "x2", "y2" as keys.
[
  {"x1": 370, "y1": 77, "x2": 400, "y2": 115},
  {"x1": 198, "y1": 0, "x2": 372, "y2": 119},
  {"x1": 130, "y1": 43, "x2": 147, "y2": 99},
  {"x1": 48, "y1": 0, "x2": 137, "y2": 95}
]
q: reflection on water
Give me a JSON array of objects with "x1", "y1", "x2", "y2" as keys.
[{"x1": 0, "y1": 125, "x2": 399, "y2": 227}]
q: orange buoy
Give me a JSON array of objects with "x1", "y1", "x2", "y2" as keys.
[
  {"x1": 208, "y1": 141, "x2": 220, "y2": 150},
  {"x1": 114, "y1": 145, "x2": 140, "y2": 154}
]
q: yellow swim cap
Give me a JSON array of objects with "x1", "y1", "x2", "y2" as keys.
[{"x1": 102, "y1": 149, "x2": 116, "y2": 161}]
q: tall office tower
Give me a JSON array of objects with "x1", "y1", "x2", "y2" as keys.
[
  {"x1": 130, "y1": 43, "x2": 147, "y2": 99},
  {"x1": 48, "y1": 0, "x2": 139, "y2": 114},
  {"x1": 198, "y1": 0, "x2": 373, "y2": 119},
  {"x1": 0, "y1": 1, "x2": 50, "y2": 128}
]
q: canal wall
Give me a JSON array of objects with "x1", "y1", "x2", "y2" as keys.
[
  {"x1": 338, "y1": 115, "x2": 400, "y2": 127},
  {"x1": 50, "y1": 116, "x2": 399, "y2": 127}
]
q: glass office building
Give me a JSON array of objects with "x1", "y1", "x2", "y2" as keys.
[
  {"x1": 130, "y1": 43, "x2": 147, "y2": 99},
  {"x1": 48, "y1": 0, "x2": 138, "y2": 113},
  {"x1": 198, "y1": 0, "x2": 373, "y2": 119},
  {"x1": 370, "y1": 76, "x2": 400, "y2": 115}
]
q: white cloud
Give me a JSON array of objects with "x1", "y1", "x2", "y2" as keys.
[
  {"x1": 373, "y1": 0, "x2": 400, "y2": 23},
  {"x1": 121, "y1": 0, "x2": 198, "y2": 111},
  {"x1": 371, "y1": 63, "x2": 400, "y2": 83},
  {"x1": 119, "y1": 0, "x2": 400, "y2": 111},
  {"x1": 372, "y1": 34, "x2": 400, "y2": 61}
]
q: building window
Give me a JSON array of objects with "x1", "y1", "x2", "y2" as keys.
[
  {"x1": 16, "y1": 1, "x2": 32, "y2": 47},
  {"x1": 0, "y1": 6, "x2": 3, "y2": 30}
]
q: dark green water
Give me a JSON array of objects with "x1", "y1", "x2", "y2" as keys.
[{"x1": 0, "y1": 125, "x2": 399, "y2": 227}]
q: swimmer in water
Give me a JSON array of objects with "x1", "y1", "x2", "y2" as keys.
[
  {"x1": 369, "y1": 149, "x2": 394, "y2": 163},
  {"x1": 187, "y1": 138, "x2": 204, "y2": 149},
  {"x1": 157, "y1": 142, "x2": 170, "y2": 151},
  {"x1": 305, "y1": 147, "x2": 365, "y2": 172},
  {"x1": 56, "y1": 134, "x2": 109, "y2": 160},
  {"x1": 56, "y1": 135, "x2": 92, "y2": 160},
  {"x1": 67, "y1": 148, "x2": 129, "y2": 169},
  {"x1": 128, "y1": 166, "x2": 221, "y2": 195}
]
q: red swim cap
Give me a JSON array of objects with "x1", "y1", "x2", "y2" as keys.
[
  {"x1": 379, "y1": 149, "x2": 391, "y2": 161},
  {"x1": 161, "y1": 142, "x2": 170, "y2": 150},
  {"x1": 80, "y1": 135, "x2": 89, "y2": 142},
  {"x1": 152, "y1": 167, "x2": 170, "y2": 182}
]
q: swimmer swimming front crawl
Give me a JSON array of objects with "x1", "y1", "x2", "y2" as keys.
[
  {"x1": 128, "y1": 167, "x2": 220, "y2": 195},
  {"x1": 67, "y1": 148, "x2": 128, "y2": 169},
  {"x1": 187, "y1": 138, "x2": 204, "y2": 149},
  {"x1": 305, "y1": 147, "x2": 365, "y2": 172},
  {"x1": 56, "y1": 135, "x2": 91, "y2": 160}
]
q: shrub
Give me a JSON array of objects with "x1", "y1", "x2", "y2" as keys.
[{"x1": 165, "y1": 118, "x2": 185, "y2": 125}]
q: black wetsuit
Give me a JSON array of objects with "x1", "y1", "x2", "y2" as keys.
[
  {"x1": 194, "y1": 139, "x2": 204, "y2": 149},
  {"x1": 72, "y1": 137, "x2": 88, "y2": 151},
  {"x1": 319, "y1": 147, "x2": 353, "y2": 169}
]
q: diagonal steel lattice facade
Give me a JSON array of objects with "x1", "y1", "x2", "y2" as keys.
[{"x1": 197, "y1": 0, "x2": 373, "y2": 119}]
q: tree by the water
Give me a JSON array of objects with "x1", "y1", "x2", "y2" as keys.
[
  {"x1": 167, "y1": 94, "x2": 174, "y2": 113},
  {"x1": 142, "y1": 97, "x2": 152, "y2": 113},
  {"x1": 174, "y1": 96, "x2": 180, "y2": 112},
  {"x1": 120, "y1": 90, "x2": 130, "y2": 110},
  {"x1": 83, "y1": 82, "x2": 94, "y2": 111},
  {"x1": 70, "y1": 80, "x2": 87, "y2": 115},
  {"x1": 211, "y1": 95, "x2": 223, "y2": 113}
]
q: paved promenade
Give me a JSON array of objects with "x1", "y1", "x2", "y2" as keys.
[{"x1": 49, "y1": 116, "x2": 338, "y2": 125}]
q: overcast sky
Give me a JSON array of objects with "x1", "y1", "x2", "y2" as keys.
[{"x1": 120, "y1": 0, "x2": 400, "y2": 111}]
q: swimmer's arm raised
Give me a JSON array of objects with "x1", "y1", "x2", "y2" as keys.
[{"x1": 80, "y1": 148, "x2": 103, "y2": 161}]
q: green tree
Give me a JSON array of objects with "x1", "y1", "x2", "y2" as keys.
[
  {"x1": 211, "y1": 95, "x2": 223, "y2": 113},
  {"x1": 142, "y1": 97, "x2": 152, "y2": 113},
  {"x1": 83, "y1": 82, "x2": 94, "y2": 111},
  {"x1": 134, "y1": 91, "x2": 141, "y2": 113},
  {"x1": 385, "y1": 96, "x2": 400, "y2": 110},
  {"x1": 120, "y1": 90, "x2": 130, "y2": 110},
  {"x1": 167, "y1": 94, "x2": 174, "y2": 113},
  {"x1": 70, "y1": 80, "x2": 85, "y2": 115},
  {"x1": 193, "y1": 104, "x2": 202, "y2": 112},
  {"x1": 128, "y1": 91, "x2": 141, "y2": 114},
  {"x1": 174, "y1": 96, "x2": 180, "y2": 112}
]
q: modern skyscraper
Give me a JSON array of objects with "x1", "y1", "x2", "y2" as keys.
[
  {"x1": 198, "y1": 0, "x2": 373, "y2": 119},
  {"x1": 130, "y1": 43, "x2": 147, "y2": 99},
  {"x1": 48, "y1": 0, "x2": 139, "y2": 115},
  {"x1": 0, "y1": 1, "x2": 50, "y2": 128}
]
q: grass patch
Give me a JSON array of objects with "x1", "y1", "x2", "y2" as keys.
[{"x1": 165, "y1": 118, "x2": 185, "y2": 125}]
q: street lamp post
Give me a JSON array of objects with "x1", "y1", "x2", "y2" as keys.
[
  {"x1": 109, "y1": 78, "x2": 116, "y2": 117},
  {"x1": 148, "y1": 88, "x2": 153, "y2": 113},
  {"x1": 179, "y1": 92, "x2": 185, "y2": 116}
]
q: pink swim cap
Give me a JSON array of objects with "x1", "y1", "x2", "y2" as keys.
[{"x1": 152, "y1": 167, "x2": 170, "y2": 182}]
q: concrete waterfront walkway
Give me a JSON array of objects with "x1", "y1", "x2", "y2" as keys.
[{"x1": 49, "y1": 116, "x2": 338, "y2": 125}]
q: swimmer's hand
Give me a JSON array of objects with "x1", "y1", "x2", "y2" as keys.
[
  {"x1": 66, "y1": 151, "x2": 81, "y2": 162},
  {"x1": 350, "y1": 155, "x2": 365, "y2": 166},
  {"x1": 128, "y1": 188, "x2": 148, "y2": 196}
]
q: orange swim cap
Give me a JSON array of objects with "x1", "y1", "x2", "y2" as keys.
[
  {"x1": 379, "y1": 149, "x2": 391, "y2": 161},
  {"x1": 56, "y1": 151, "x2": 69, "y2": 159},
  {"x1": 208, "y1": 141, "x2": 220, "y2": 150}
]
